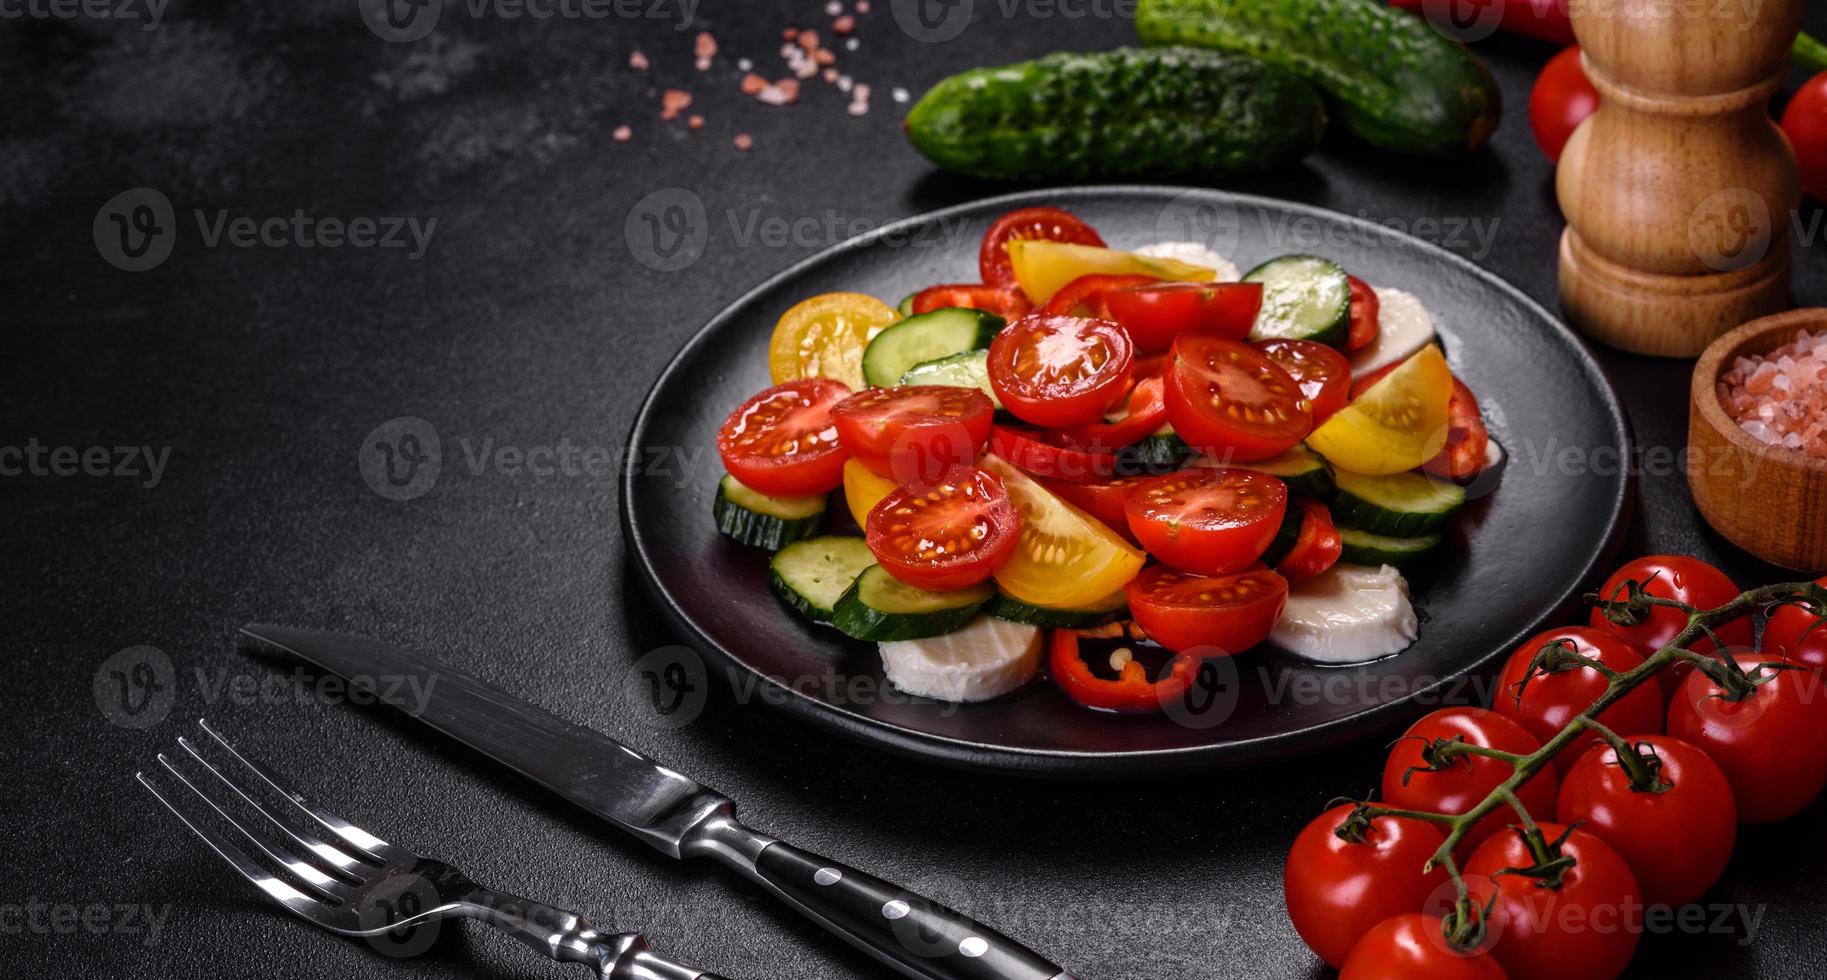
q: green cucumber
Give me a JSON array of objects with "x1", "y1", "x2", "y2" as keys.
[
  {"x1": 1331, "y1": 470, "x2": 1465, "y2": 536},
  {"x1": 1115, "y1": 425, "x2": 1194, "y2": 475},
  {"x1": 1135, "y1": 0, "x2": 1500, "y2": 157},
  {"x1": 896, "y1": 293, "x2": 917, "y2": 317},
  {"x1": 904, "y1": 47, "x2": 1326, "y2": 181},
  {"x1": 986, "y1": 590, "x2": 1128, "y2": 629},
  {"x1": 714, "y1": 474, "x2": 825, "y2": 550},
  {"x1": 1239, "y1": 444, "x2": 1334, "y2": 497},
  {"x1": 863, "y1": 307, "x2": 1003, "y2": 387},
  {"x1": 769, "y1": 536, "x2": 876, "y2": 622},
  {"x1": 1244, "y1": 255, "x2": 1351, "y2": 349},
  {"x1": 1338, "y1": 526, "x2": 1440, "y2": 566},
  {"x1": 899, "y1": 349, "x2": 1003, "y2": 409},
  {"x1": 831, "y1": 566, "x2": 996, "y2": 641},
  {"x1": 1258, "y1": 501, "x2": 1308, "y2": 567}
]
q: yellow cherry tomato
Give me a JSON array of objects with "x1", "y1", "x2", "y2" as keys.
[
  {"x1": 842, "y1": 457, "x2": 898, "y2": 528},
  {"x1": 768, "y1": 292, "x2": 899, "y2": 390},
  {"x1": 1307, "y1": 345, "x2": 1453, "y2": 475},
  {"x1": 1008, "y1": 241, "x2": 1215, "y2": 304},
  {"x1": 979, "y1": 453, "x2": 1145, "y2": 608}
]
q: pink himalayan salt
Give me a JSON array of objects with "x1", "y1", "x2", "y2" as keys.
[
  {"x1": 833, "y1": 14, "x2": 856, "y2": 34},
  {"x1": 856, "y1": 0, "x2": 869, "y2": 11},
  {"x1": 1717, "y1": 328, "x2": 1827, "y2": 458},
  {"x1": 612, "y1": 125, "x2": 632, "y2": 142},
  {"x1": 660, "y1": 89, "x2": 692, "y2": 120},
  {"x1": 739, "y1": 72, "x2": 767, "y2": 95},
  {"x1": 628, "y1": 50, "x2": 649, "y2": 70},
  {"x1": 757, "y1": 78, "x2": 801, "y2": 105},
  {"x1": 733, "y1": 132, "x2": 753, "y2": 151},
  {"x1": 687, "y1": 114, "x2": 704, "y2": 130}
]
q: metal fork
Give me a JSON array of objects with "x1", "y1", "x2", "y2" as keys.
[{"x1": 138, "y1": 719, "x2": 730, "y2": 980}]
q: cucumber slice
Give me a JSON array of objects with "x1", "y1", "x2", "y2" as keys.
[
  {"x1": 1244, "y1": 255, "x2": 1351, "y2": 349},
  {"x1": 832, "y1": 566, "x2": 996, "y2": 641},
  {"x1": 899, "y1": 349, "x2": 1003, "y2": 408},
  {"x1": 1338, "y1": 526, "x2": 1441, "y2": 566},
  {"x1": 896, "y1": 292, "x2": 917, "y2": 317},
  {"x1": 1258, "y1": 501, "x2": 1308, "y2": 567},
  {"x1": 714, "y1": 474, "x2": 826, "y2": 550},
  {"x1": 1238, "y1": 443, "x2": 1335, "y2": 497},
  {"x1": 1115, "y1": 425, "x2": 1194, "y2": 475},
  {"x1": 769, "y1": 536, "x2": 875, "y2": 622},
  {"x1": 985, "y1": 589, "x2": 1128, "y2": 628},
  {"x1": 862, "y1": 307, "x2": 1003, "y2": 388},
  {"x1": 1330, "y1": 470, "x2": 1465, "y2": 536}
]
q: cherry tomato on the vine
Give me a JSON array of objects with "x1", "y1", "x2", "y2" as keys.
[
  {"x1": 1491, "y1": 626, "x2": 1662, "y2": 778},
  {"x1": 1530, "y1": 45, "x2": 1600, "y2": 164},
  {"x1": 1779, "y1": 71, "x2": 1827, "y2": 203},
  {"x1": 1380, "y1": 708, "x2": 1558, "y2": 857},
  {"x1": 1338, "y1": 914, "x2": 1507, "y2": 980},
  {"x1": 1666, "y1": 653, "x2": 1827, "y2": 823},
  {"x1": 1464, "y1": 823, "x2": 1641, "y2": 980},
  {"x1": 1588, "y1": 556, "x2": 1750, "y2": 700},
  {"x1": 979, "y1": 207, "x2": 1105, "y2": 288},
  {"x1": 988, "y1": 314, "x2": 1134, "y2": 428},
  {"x1": 1283, "y1": 805, "x2": 1451, "y2": 969},
  {"x1": 1762, "y1": 575, "x2": 1827, "y2": 674}
]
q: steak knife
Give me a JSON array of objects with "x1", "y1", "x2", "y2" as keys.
[{"x1": 240, "y1": 625, "x2": 1076, "y2": 980}]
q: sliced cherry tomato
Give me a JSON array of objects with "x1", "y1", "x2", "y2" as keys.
[
  {"x1": 842, "y1": 457, "x2": 897, "y2": 529},
  {"x1": 1048, "y1": 628, "x2": 1199, "y2": 714},
  {"x1": 1761, "y1": 575, "x2": 1827, "y2": 674},
  {"x1": 1009, "y1": 241, "x2": 1213, "y2": 305},
  {"x1": 1037, "y1": 474, "x2": 1152, "y2": 539},
  {"x1": 1557, "y1": 735, "x2": 1736, "y2": 908},
  {"x1": 716, "y1": 378, "x2": 852, "y2": 496},
  {"x1": 1276, "y1": 497, "x2": 1342, "y2": 584},
  {"x1": 1124, "y1": 564, "x2": 1288, "y2": 656},
  {"x1": 1381, "y1": 707, "x2": 1558, "y2": 857},
  {"x1": 1283, "y1": 805, "x2": 1451, "y2": 969},
  {"x1": 831, "y1": 385, "x2": 993, "y2": 484},
  {"x1": 910, "y1": 283, "x2": 1033, "y2": 319},
  {"x1": 1491, "y1": 626, "x2": 1662, "y2": 778},
  {"x1": 1345, "y1": 275, "x2": 1380, "y2": 352},
  {"x1": 988, "y1": 314, "x2": 1134, "y2": 428},
  {"x1": 1667, "y1": 652, "x2": 1827, "y2": 823},
  {"x1": 1351, "y1": 362, "x2": 1491, "y2": 481},
  {"x1": 1164, "y1": 333, "x2": 1310, "y2": 463},
  {"x1": 1103, "y1": 281, "x2": 1264, "y2": 351},
  {"x1": 1587, "y1": 556, "x2": 1751, "y2": 700},
  {"x1": 1254, "y1": 338, "x2": 1352, "y2": 426},
  {"x1": 1039, "y1": 274, "x2": 1158, "y2": 318},
  {"x1": 863, "y1": 465, "x2": 1018, "y2": 592},
  {"x1": 981, "y1": 454, "x2": 1145, "y2": 608},
  {"x1": 1054, "y1": 373, "x2": 1169, "y2": 454},
  {"x1": 1124, "y1": 468, "x2": 1287, "y2": 576},
  {"x1": 979, "y1": 207, "x2": 1105, "y2": 288},
  {"x1": 768, "y1": 292, "x2": 899, "y2": 390},
  {"x1": 1465, "y1": 823, "x2": 1641, "y2": 980},
  {"x1": 990, "y1": 425, "x2": 1118, "y2": 484},
  {"x1": 1339, "y1": 914, "x2": 1506, "y2": 980},
  {"x1": 1530, "y1": 45, "x2": 1600, "y2": 165}
]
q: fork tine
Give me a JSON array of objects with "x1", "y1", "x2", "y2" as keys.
[
  {"x1": 137, "y1": 769, "x2": 331, "y2": 917},
  {"x1": 177, "y1": 734, "x2": 367, "y2": 878},
  {"x1": 198, "y1": 719, "x2": 389, "y2": 861},
  {"x1": 154, "y1": 752, "x2": 349, "y2": 902}
]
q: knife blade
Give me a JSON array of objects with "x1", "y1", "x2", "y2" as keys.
[{"x1": 240, "y1": 624, "x2": 1076, "y2": 980}]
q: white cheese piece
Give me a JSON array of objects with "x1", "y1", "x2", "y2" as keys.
[
  {"x1": 879, "y1": 615, "x2": 1043, "y2": 703},
  {"x1": 1133, "y1": 241, "x2": 1240, "y2": 283},
  {"x1": 1349, "y1": 287, "x2": 1437, "y2": 376},
  {"x1": 1270, "y1": 563, "x2": 1419, "y2": 665}
]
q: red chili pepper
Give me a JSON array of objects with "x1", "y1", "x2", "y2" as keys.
[
  {"x1": 1049, "y1": 628, "x2": 1199, "y2": 714},
  {"x1": 1387, "y1": 0, "x2": 1572, "y2": 46}
]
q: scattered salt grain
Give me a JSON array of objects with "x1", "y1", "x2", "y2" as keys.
[
  {"x1": 837, "y1": 75, "x2": 853, "y2": 93},
  {"x1": 694, "y1": 31, "x2": 717, "y2": 70},
  {"x1": 845, "y1": 37, "x2": 860, "y2": 51},
  {"x1": 856, "y1": 0, "x2": 870, "y2": 11},
  {"x1": 833, "y1": 14, "x2": 856, "y2": 34},
  {"x1": 757, "y1": 78, "x2": 801, "y2": 106},
  {"x1": 612, "y1": 125, "x2": 632, "y2": 142},
  {"x1": 814, "y1": 48, "x2": 836, "y2": 66},
  {"x1": 629, "y1": 50, "x2": 649, "y2": 70},
  {"x1": 1718, "y1": 328, "x2": 1827, "y2": 458},
  {"x1": 825, "y1": 0, "x2": 842, "y2": 14},
  {"x1": 734, "y1": 132, "x2": 754, "y2": 151},
  {"x1": 798, "y1": 31, "x2": 820, "y2": 51},
  {"x1": 847, "y1": 101, "x2": 868, "y2": 116},
  {"x1": 737, "y1": 57, "x2": 753, "y2": 72},
  {"x1": 892, "y1": 86, "x2": 909, "y2": 103},
  {"x1": 822, "y1": 67, "x2": 839, "y2": 83},
  {"x1": 783, "y1": 28, "x2": 798, "y2": 41},
  {"x1": 740, "y1": 72, "x2": 768, "y2": 95},
  {"x1": 687, "y1": 114, "x2": 704, "y2": 130},
  {"x1": 661, "y1": 89, "x2": 692, "y2": 120}
]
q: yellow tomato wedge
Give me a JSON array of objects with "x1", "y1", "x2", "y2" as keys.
[
  {"x1": 979, "y1": 453, "x2": 1145, "y2": 608},
  {"x1": 768, "y1": 292, "x2": 899, "y2": 390},
  {"x1": 842, "y1": 457, "x2": 898, "y2": 528},
  {"x1": 1308, "y1": 345, "x2": 1453, "y2": 476},
  {"x1": 1008, "y1": 241, "x2": 1216, "y2": 304}
]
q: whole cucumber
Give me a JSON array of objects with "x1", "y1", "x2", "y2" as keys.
[
  {"x1": 903, "y1": 47, "x2": 1326, "y2": 181},
  {"x1": 1136, "y1": 0, "x2": 1499, "y2": 157}
]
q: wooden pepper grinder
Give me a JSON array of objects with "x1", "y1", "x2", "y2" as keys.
[{"x1": 1557, "y1": 0, "x2": 1803, "y2": 357}]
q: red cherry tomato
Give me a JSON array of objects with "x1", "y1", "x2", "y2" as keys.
[
  {"x1": 1275, "y1": 497, "x2": 1343, "y2": 584},
  {"x1": 1103, "y1": 281, "x2": 1265, "y2": 351},
  {"x1": 1124, "y1": 564, "x2": 1288, "y2": 656},
  {"x1": 1763, "y1": 576, "x2": 1827, "y2": 674},
  {"x1": 978, "y1": 206, "x2": 1105, "y2": 288},
  {"x1": 1381, "y1": 708, "x2": 1558, "y2": 857},
  {"x1": 1666, "y1": 652, "x2": 1827, "y2": 822},
  {"x1": 1491, "y1": 626, "x2": 1662, "y2": 778},
  {"x1": 831, "y1": 385, "x2": 993, "y2": 484},
  {"x1": 1530, "y1": 45, "x2": 1600, "y2": 164},
  {"x1": 1345, "y1": 275, "x2": 1380, "y2": 352},
  {"x1": 1283, "y1": 805, "x2": 1451, "y2": 969},
  {"x1": 988, "y1": 314, "x2": 1135, "y2": 428},
  {"x1": 1254, "y1": 338, "x2": 1352, "y2": 426},
  {"x1": 716, "y1": 378, "x2": 852, "y2": 496},
  {"x1": 1038, "y1": 474, "x2": 1154, "y2": 539},
  {"x1": 1350, "y1": 364, "x2": 1492, "y2": 481},
  {"x1": 910, "y1": 283, "x2": 1033, "y2": 319},
  {"x1": 1338, "y1": 914, "x2": 1507, "y2": 980},
  {"x1": 1165, "y1": 333, "x2": 1311, "y2": 463},
  {"x1": 1465, "y1": 823, "x2": 1641, "y2": 980},
  {"x1": 1556, "y1": 735, "x2": 1736, "y2": 908},
  {"x1": 988, "y1": 425, "x2": 1118, "y2": 484},
  {"x1": 1588, "y1": 556, "x2": 1750, "y2": 700},
  {"x1": 1039, "y1": 274, "x2": 1158, "y2": 318},
  {"x1": 1055, "y1": 373, "x2": 1169, "y2": 454},
  {"x1": 1124, "y1": 468, "x2": 1288, "y2": 576},
  {"x1": 863, "y1": 465, "x2": 1018, "y2": 591},
  {"x1": 1783, "y1": 71, "x2": 1827, "y2": 203}
]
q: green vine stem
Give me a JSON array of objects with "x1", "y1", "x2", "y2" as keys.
[{"x1": 1797, "y1": 32, "x2": 1827, "y2": 77}]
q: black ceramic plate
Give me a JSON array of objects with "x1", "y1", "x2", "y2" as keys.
[{"x1": 623, "y1": 187, "x2": 1630, "y2": 778}]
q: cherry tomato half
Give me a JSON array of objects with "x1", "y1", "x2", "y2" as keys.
[
  {"x1": 1276, "y1": 497, "x2": 1342, "y2": 584},
  {"x1": 988, "y1": 314, "x2": 1135, "y2": 428},
  {"x1": 1255, "y1": 338, "x2": 1352, "y2": 426},
  {"x1": 1038, "y1": 474, "x2": 1153, "y2": 540},
  {"x1": 979, "y1": 206, "x2": 1105, "y2": 288},
  {"x1": 1666, "y1": 653, "x2": 1827, "y2": 823},
  {"x1": 1039, "y1": 274, "x2": 1158, "y2": 318},
  {"x1": 1465, "y1": 823, "x2": 1641, "y2": 980},
  {"x1": 1381, "y1": 707, "x2": 1558, "y2": 857},
  {"x1": 863, "y1": 465, "x2": 1018, "y2": 592},
  {"x1": 716, "y1": 378, "x2": 852, "y2": 496},
  {"x1": 1124, "y1": 468, "x2": 1288, "y2": 576},
  {"x1": 1557, "y1": 735, "x2": 1736, "y2": 908},
  {"x1": 1491, "y1": 626, "x2": 1662, "y2": 778},
  {"x1": 910, "y1": 283, "x2": 1033, "y2": 320},
  {"x1": 1338, "y1": 914, "x2": 1506, "y2": 980},
  {"x1": 1349, "y1": 363, "x2": 1491, "y2": 481},
  {"x1": 1124, "y1": 564, "x2": 1288, "y2": 656},
  {"x1": 831, "y1": 385, "x2": 994, "y2": 484},
  {"x1": 1283, "y1": 805, "x2": 1451, "y2": 969},
  {"x1": 1345, "y1": 275, "x2": 1380, "y2": 352},
  {"x1": 989, "y1": 425, "x2": 1118, "y2": 484},
  {"x1": 1165, "y1": 333, "x2": 1311, "y2": 463},
  {"x1": 1103, "y1": 281, "x2": 1264, "y2": 352},
  {"x1": 1763, "y1": 576, "x2": 1827, "y2": 674},
  {"x1": 1530, "y1": 45, "x2": 1600, "y2": 165},
  {"x1": 1587, "y1": 556, "x2": 1750, "y2": 700},
  {"x1": 1782, "y1": 70, "x2": 1827, "y2": 203}
]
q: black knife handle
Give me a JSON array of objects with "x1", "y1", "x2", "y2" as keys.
[{"x1": 752, "y1": 841, "x2": 1073, "y2": 980}]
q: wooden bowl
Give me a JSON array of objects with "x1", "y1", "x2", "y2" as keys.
[{"x1": 1689, "y1": 308, "x2": 1827, "y2": 572}]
